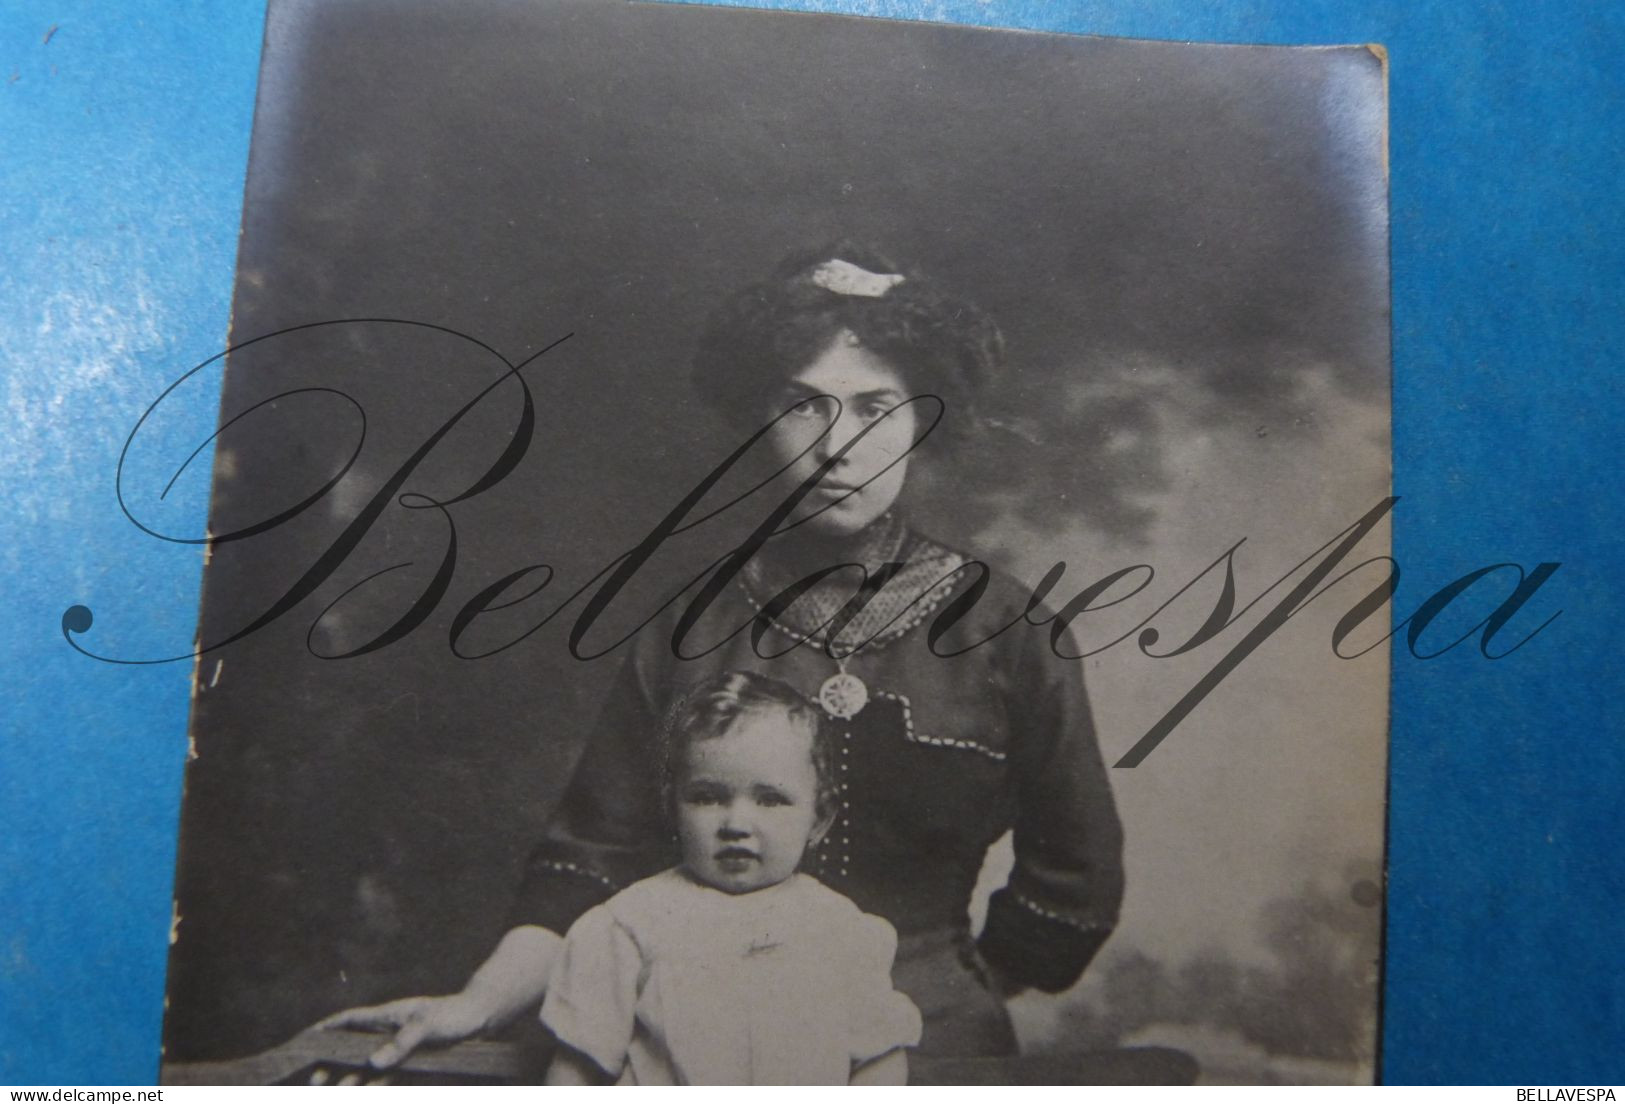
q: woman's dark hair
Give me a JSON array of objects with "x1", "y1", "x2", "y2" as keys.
[
  {"x1": 691, "y1": 241, "x2": 1004, "y2": 445},
  {"x1": 661, "y1": 670, "x2": 837, "y2": 820}
]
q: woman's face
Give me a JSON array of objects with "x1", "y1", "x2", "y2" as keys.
[{"x1": 766, "y1": 333, "x2": 921, "y2": 538}]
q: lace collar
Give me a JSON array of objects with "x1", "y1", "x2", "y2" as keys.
[{"x1": 737, "y1": 515, "x2": 968, "y2": 657}]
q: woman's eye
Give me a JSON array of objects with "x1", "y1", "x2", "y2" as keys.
[
  {"x1": 756, "y1": 791, "x2": 791, "y2": 807},
  {"x1": 684, "y1": 789, "x2": 724, "y2": 806},
  {"x1": 783, "y1": 397, "x2": 836, "y2": 422}
]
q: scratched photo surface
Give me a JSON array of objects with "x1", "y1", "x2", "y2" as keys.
[{"x1": 155, "y1": 0, "x2": 1390, "y2": 1084}]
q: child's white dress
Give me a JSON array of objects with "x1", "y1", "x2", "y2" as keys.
[{"x1": 541, "y1": 868, "x2": 923, "y2": 1085}]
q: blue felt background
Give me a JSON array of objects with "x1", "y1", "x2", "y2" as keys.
[{"x1": 2, "y1": 0, "x2": 1620, "y2": 1086}]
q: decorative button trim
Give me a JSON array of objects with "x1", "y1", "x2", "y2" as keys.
[
  {"x1": 1013, "y1": 892, "x2": 1109, "y2": 933},
  {"x1": 837, "y1": 726, "x2": 854, "y2": 871},
  {"x1": 536, "y1": 858, "x2": 616, "y2": 891},
  {"x1": 876, "y1": 690, "x2": 1008, "y2": 762}
]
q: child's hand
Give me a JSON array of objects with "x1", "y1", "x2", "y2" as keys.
[{"x1": 316, "y1": 992, "x2": 490, "y2": 1069}]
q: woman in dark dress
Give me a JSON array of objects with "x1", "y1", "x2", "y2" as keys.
[{"x1": 326, "y1": 242, "x2": 1124, "y2": 1067}]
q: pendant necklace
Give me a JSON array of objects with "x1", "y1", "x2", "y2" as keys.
[
  {"x1": 817, "y1": 653, "x2": 870, "y2": 720},
  {"x1": 737, "y1": 517, "x2": 965, "y2": 722}
]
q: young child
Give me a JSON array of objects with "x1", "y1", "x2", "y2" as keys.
[{"x1": 541, "y1": 671, "x2": 922, "y2": 1085}]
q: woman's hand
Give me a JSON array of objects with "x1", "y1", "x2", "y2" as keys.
[
  {"x1": 980, "y1": 956, "x2": 1027, "y2": 1001},
  {"x1": 316, "y1": 992, "x2": 493, "y2": 1069},
  {"x1": 315, "y1": 924, "x2": 563, "y2": 1069}
]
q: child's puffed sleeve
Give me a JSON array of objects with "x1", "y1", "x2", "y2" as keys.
[
  {"x1": 844, "y1": 913, "x2": 923, "y2": 1065},
  {"x1": 540, "y1": 904, "x2": 643, "y2": 1081}
]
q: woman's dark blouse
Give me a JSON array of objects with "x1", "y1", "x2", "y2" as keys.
[{"x1": 511, "y1": 534, "x2": 1124, "y2": 994}]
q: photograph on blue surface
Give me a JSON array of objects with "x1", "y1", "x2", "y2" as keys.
[{"x1": 149, "y1": 0, "x2": 1391, "y2": 1085}]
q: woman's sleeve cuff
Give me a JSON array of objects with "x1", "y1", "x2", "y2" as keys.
[{"x1": 977, "y1": 888, "x2": 1113, "y2": 993}]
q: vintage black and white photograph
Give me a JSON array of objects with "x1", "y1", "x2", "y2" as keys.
[{"x1": 155, "y1": 0, "x2": 1390, "y2": 1085}]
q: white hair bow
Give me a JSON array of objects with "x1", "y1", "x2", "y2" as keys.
[{"x1": 809, "y1": 258, "x2": 905, "y2": 297}]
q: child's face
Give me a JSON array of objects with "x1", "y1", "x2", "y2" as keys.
[{"x1": 675, "y1": 711, "x2": 829, "y2": 895}]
